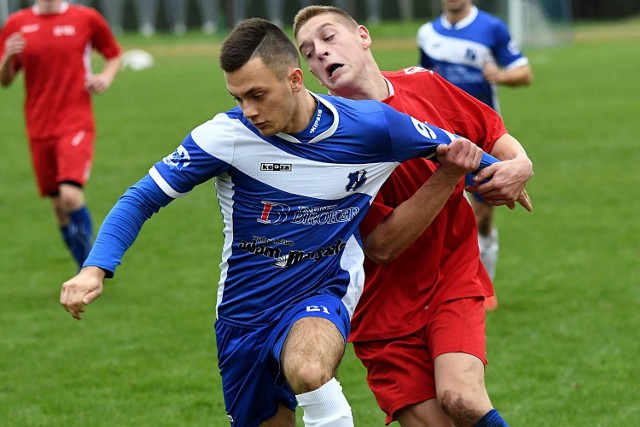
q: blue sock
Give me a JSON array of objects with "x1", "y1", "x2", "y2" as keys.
[
  {"x1": 474, "y1": 409, "x2": 509, "y2": 427},
  {"x1": 66, "y1": 206, "x2": 94, "y2": 268}
]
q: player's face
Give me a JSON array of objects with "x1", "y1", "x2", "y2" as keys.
[
  {"x1": 296, "y1": 15, "x2": 370, "y2": 93},
  {"x1": 442, "y1": 0, "x2": 472, "y2": 14},
  {"x1": 225, "y1": 58, "x2": 297, "y2": 137}
]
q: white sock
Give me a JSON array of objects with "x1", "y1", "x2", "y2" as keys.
[
  {"x1": 479, "y1": 227, "x2": 499, "y2": 280},
  {"x1": 296, "y1": 377, "x2": 353, "y2": 427}
]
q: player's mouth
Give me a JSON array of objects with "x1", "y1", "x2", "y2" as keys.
[{"x1": 327, "y1": 63, "x2": 344, "y2": 78}]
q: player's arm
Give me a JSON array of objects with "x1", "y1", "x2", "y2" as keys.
[
  {"x1": 380, "y1": 102, "x2": 499, "y2": 171},
  {"x1": 85, "y1": 55, "x2": 122, "y2": 94},
  {"x1": 364, "y1": 138, "x2": 484, "y2": 264},
  {"x1": 60, "y1": 176, "x2": 172, "y2": 320},
  {"x1": 483, "y1": 62, "x2": 533, "y2": 86},
  {"x1": 469, "y1": 133, "x2": 533, "y2": 210},
  {"x1": 0, "y1": 32, "x2": 25, "y2": 87}
]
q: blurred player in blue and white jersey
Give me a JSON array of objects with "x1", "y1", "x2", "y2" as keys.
[
  {"x1": 60, "y1": 18, "x2": 502, "y2": 427},
  {"x1": 418, "y1": 0, "x2": 533, "y2": 308}
]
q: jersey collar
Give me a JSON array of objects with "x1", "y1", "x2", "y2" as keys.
[
  {"x1": 276, "y1": 92, "x2": 340, "y2": 144},
  {"x1": 441, "y1": 5, "x2": 478, "y2": 30},
  {"x1": 33, "y1": 1, "x2": 70, "y2": 15}
]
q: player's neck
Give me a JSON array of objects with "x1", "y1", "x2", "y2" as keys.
[
  {"x1": 331, "y1": 72, "x2": 389, "y2": 102},
  {"x1": 286, "y1": 90, "x2": 318, "y2": 134},
  {"x1": 445, "y1": 5, "x2": 471, "y2": 25},
  {"x1": 36, "y1": 0, "x2": 65, "y2": 14}
]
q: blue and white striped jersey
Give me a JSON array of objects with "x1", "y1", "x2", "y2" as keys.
[
  {"x1": 417, "y1": 5, "x2": 529, "y2": 111},
  {"x1": 85, "y1": 92, "x2": 497, "y2": 328}
]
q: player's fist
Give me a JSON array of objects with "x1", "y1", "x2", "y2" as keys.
[
  {"x1": 60, "y1": 266, "x2": 106, "y2": 320},
  {"x1": 3, "y1": 32, "x2": 26, "y2": 57}
]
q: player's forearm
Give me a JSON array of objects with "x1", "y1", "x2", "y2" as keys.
[
  {"x1": 499, "y1": 64, "x2": 533, "y2": 86},
  {"x1": 100, "y1": 56, "x2": 122, "y2": 86},
  {"x1": 0, "y1": 56, "x2": 17, "y2": 87},
  {"x1": 363, "y1": 168, "x2": 458, "y2": 264}
]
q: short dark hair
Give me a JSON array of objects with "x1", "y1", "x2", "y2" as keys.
[{"x1": 220, "y1": 18, "x2": 300, "y2": 78}]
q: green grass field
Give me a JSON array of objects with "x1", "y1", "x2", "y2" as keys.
[{"x1": 1, "y1": 18, "x2": 639, "y2": 426}]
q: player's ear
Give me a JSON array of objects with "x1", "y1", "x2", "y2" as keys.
[
  {"x1": 357, "y1": 25, "x2": 372, "y2": 50},
  {"x1": 290, "y1": 67, "x2": 305, "y2": 92}
]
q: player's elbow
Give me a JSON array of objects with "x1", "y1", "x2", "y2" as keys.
[{"x1": 364, "y1": 241, "x2": 400, "y2": 265}]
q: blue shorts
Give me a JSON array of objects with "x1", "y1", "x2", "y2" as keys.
[{"x1": 215, "y1": 294, "x2": 351, "y2": 427}]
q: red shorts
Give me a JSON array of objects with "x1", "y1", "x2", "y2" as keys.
[
  {"x1": 352, "y1": 297, "x2": 487, "y2": 425},
  {"x1": 29, "y1": 129, "x2": 95, "y2": 196}
]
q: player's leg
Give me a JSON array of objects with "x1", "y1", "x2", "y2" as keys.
[
  {"x1": 471, "y1": 198, "x2": 498, "y2": 280},
  {"x1": 471, "y1": 197, "x2": 499, "y2": 310},
  {"x1": 56, "y1": 130, "x2": 96, "y2": 268},
  {"x1": 353, "y1": 329, "x2": 451, "y2": 426},
  {"x1": 261, "y1": 403, "x2": 295, "y2": 426},
  {"x1": 396, "y1": 399, "x2": 453, "y2": 427},
  {"x1": 279, "y1": 296, "x2": 353, "y2": 426},
  {"x1": 431, "y1": 298, "x2": 508, "y2": 426},
  {"x1": 215, "y1": 320, "x2": 297, "y2": 426}
]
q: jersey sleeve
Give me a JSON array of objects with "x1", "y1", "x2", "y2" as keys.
[
  {"x1": 150, "y1": 114, "x2": 234, "y2": 199},
  {"x1": 492, "y1": 19, "x2": 528, "y2": 69},
  {"x1": 379, "y1": 102, "x2": 499, "y2": 171},
  {"x1": 89, "y1": 7, "x2": 121, "y2": 59},
  {"x1": 83, "y1": 175, "x2": 173, "y2": 276}
]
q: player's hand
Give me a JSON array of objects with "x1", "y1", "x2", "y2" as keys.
[
  {"x1": 435, "y1": 138, "x2": 483, "y2": 181},
  {"x1": 85, "y1": 73, "x2": 113, "y2": 94},
  {"x1": 60, "y1": 266, "x2": 106, "y2": 320},
  {"x1": 467, "y1": 155, "x2": 533, "y2": 211},
  {"x1": 3, "y1": 32, "x2": 26, "y2": 58},
  {"x1": 483, "y1": 62, "x2": 501, "y2": 84}
]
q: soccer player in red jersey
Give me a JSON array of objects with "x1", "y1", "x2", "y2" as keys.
[
  {"x1": 1, "y1": 0, "x2": 121, "y2": 269},
  {"x1": 295, "y1": 6, "x2": 533, "y2": 426}
]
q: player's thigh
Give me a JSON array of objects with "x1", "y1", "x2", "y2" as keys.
[
  {"x1": 278, "y1": 295, "x2": 349, "y2": 392},
  {"x1": 28, "y1": 137, "x2": 58, "y2": 197},
  {"x1": 56, "y1": 129, "x2": 95, "y2": 186},
  {"x1": 353, "y1": 330, "x2": 437, "y2": 424}
]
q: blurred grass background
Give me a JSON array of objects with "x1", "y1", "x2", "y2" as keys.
[{"x1": 1, "y1": 17, "x2": 639, "y2": 425}]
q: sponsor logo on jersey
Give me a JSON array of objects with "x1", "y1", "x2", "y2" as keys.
[
  {"x1": 237, "y1": 236, "x2": 346, "y2": 268},
  {"x1": 292, "y1": 205, "x2": 359, "y2": 225},
  {"x1": 346, "y1": 169, "x2": 367, "y2": 192},
  {"x1": 162, "y1": 145, "x2": 191, "y2": 170},
  {"x1": 53, "y1": 25, "x2": 76, "y2": 37},
  {"x1": 258, "y1": 202, "x2": 359, "y2": 226},
  {"x1": 21, "y1": 24, "x2": 40, "y2": 33},
  {"x1": 273, "y1": 239, "x2": 347, "y2": 268},
  {"x1": 309, "y1": 108, "x2": 323, "y2": 133},
  {"x1": 260, "y1": 163, "x2": 292, "y2": 172}
]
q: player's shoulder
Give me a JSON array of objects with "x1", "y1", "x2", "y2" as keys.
[
  {"x1": 475, "y1": 8, "x2": 508, "y2": 29},
  {"x1": 318, "y1": 93, "x2": 386, "y2": 115},
  {"x1": 383, "y1": 67, "x2": 440, "y2": 91},
  {"x1": 4, "y1": 7, "x2": 33, "y2": 25}
]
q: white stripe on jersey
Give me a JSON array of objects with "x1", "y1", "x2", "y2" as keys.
[{"x1": 148, "y1": 167, "x2": 189, "y2": 198}]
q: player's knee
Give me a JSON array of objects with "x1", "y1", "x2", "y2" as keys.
[
  {"x1": 285, "y1": 358, "x2": 333, "y2": 394},
  {"x1": 438, "y1": 387, "x2": 489, "y2": 421},
  {"x1": 58, "y1": 182, "x2": 85, "y2": 212}
]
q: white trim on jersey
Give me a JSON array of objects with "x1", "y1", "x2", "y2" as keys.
[{"x1": 148, "y1": 166, "x2": 189, "y2": 198}]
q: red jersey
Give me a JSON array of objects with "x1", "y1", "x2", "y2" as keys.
[
  {"x1": 0, "y1": 3, "x2": 121, "y2": 139},
  {"x1": 349, "y1": 67, "x2": 507, "y2": 342}
]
